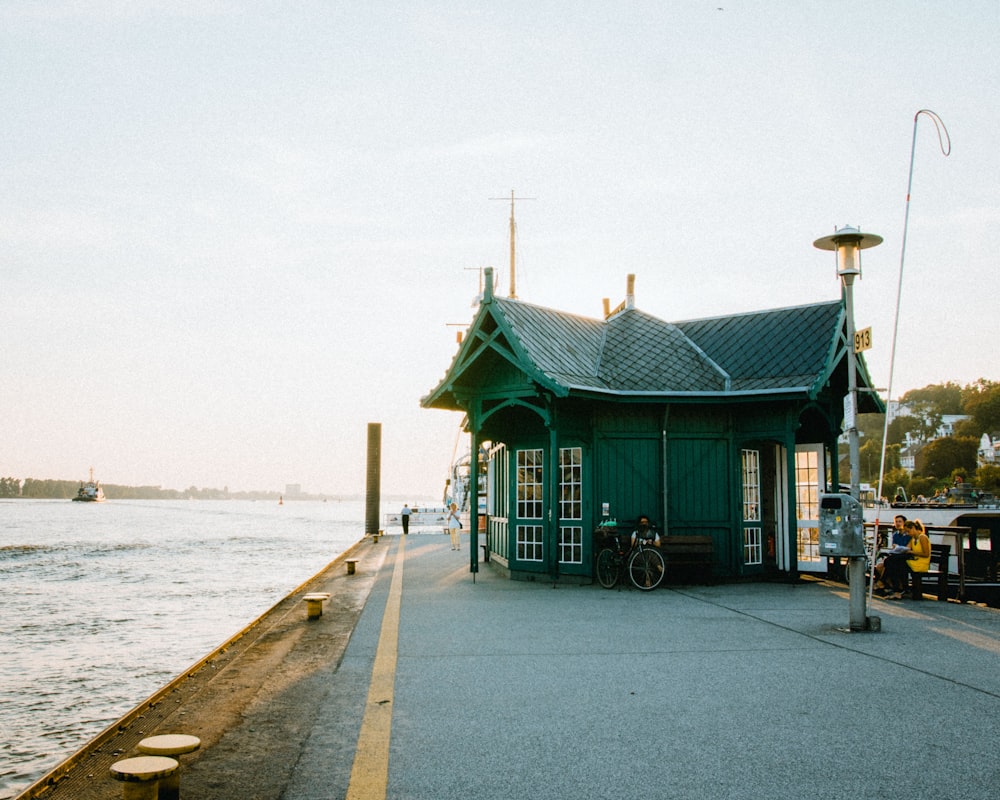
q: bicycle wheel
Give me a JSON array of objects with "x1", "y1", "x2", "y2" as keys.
[
  {"x1": 628, "y1": 547, "x2": 665, "y2": 591},
  {"x1": 595, "y1": 548, "x2": 619, "y2": 589}
]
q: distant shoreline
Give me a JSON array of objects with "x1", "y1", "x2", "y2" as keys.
[{"x1": 1, "y1": 478, "x2": 436, "y2": 504}]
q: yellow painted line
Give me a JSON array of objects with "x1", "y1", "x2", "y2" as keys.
[
  {"x1": 345, "y1": 535, "x2": 406, "y2": 800},
  {"x1": 931, "y1": 626, "x2": 1000, "y2": 654}
]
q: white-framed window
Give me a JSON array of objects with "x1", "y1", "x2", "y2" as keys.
[
  {"x1": 742, "y1": 449, "x2": 761, "y2": 524},
  {"x1": 558, "y1": 447, "x2": 583, "y2": 565},
  {"x1": 559, "y1": 526, "x2": 583, "y2": 564},
  {"x1": 558, "y1": 447, "x2": 582, "y2": 520},
  {"x1": 795, "y1": 450, "x2": 820, "y2": 522},
  {"x1": 517, "y1": 449, "x2": 543, "y2": 519},
  {"x1": 742, "y1": 449, "x2": 763, "y2": 566},
  {"x1": 744, "y1": 527, "x2": 763, "y2": 565},
  {"x1": 517, "y1": 525, "x2": 544, "y2": 561},
  {"x1": 488, "y1": 442, "x2": 508, "y2": 519}
]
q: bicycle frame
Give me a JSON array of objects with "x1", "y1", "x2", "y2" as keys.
[{"x1": 595, "y1": 532, "x2": 665, "y2": 591}]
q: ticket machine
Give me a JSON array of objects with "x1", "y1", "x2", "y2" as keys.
[{"x1": 818, "y1": 493, "x2": 865, "y2": 558}]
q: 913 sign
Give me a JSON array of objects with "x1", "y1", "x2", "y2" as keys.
[{"x1": 854, "y1": 326, "x2": 872, "y2": 353}]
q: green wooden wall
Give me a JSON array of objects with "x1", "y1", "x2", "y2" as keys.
[
  {"x1": 666, "y1": 436, "x2": 733, "y2": 570},
  {"x1": 595, "y1": 434, "x2": 662, "y2": 527}
]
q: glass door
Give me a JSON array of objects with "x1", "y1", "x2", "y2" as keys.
[
  {"x1": 795, "y1": 445, "x2": 825, "y2": 573},
  {"x1": 557, "y1": 447, "x2": 584, "y2": 573}
]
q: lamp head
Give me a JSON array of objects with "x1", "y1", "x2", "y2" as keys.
[{"x1": 813, "y1": 226, "x2": 883, "y2": 279}]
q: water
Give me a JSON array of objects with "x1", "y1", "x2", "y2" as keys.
[{"x1": 0, "y1": 498, "x2": 429, "y2": 800}]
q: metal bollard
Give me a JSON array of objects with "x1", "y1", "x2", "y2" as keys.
[{"x1": 303, "y1": 593, "x2": 330, "y2": 619}]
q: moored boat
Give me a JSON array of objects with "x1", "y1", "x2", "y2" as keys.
[
  {"x1": 443, "y1": 439, "x2": 487, "y2": 531},
  {"x1": 864, "y1": 490, "x2": 1000, "y2": 606},
  {"x1": 382, "y1": 506, "x2": 449, "y2": 528}
]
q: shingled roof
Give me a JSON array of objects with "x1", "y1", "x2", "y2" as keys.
[{"x1": 423, "y1": 291, "x2": 879, "y2": 408}]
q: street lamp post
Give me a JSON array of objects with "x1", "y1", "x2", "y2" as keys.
[{"x1": 814, "y1": 226, "x2": 882, "y2": 631}]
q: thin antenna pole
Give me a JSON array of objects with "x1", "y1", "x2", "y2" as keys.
[{"x1": 874, "y1": 109, "x2": 950, "y2": 523}]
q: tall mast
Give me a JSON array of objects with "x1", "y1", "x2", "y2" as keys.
[
  {"x1": 508, "y1": 190, "x2": 517, "y2": 299},
  {"x1": 491, "y1": 189, "x2": 534, "y2": 299}
]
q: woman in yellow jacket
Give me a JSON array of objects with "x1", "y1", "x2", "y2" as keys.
[{"x1": 883, "y1": 519, "x2": 931, "y2": 599}]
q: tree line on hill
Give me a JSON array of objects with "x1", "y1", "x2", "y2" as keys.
[{"x1": 855, "y1": 379, "x2": 1000, "y2": 498}]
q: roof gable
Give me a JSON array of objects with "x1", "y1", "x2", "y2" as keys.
[{"x1": 496, "y1": 299, "x2": 606, "y2": 389}]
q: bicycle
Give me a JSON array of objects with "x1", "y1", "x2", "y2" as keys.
[{"x1": 595, "y1": 530, "x2": 666, "y2": 591}]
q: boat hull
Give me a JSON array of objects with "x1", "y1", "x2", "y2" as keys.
[{"x1": 865, "y1": 503, "x2": 1000, "y2": 530}]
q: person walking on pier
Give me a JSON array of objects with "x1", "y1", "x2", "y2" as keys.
[
  {"x1": 401, "y1": 504, "x2": 411, "y2": 535},
  {"x1": 447, "y1": 502, "x2": 462, "y2": 550}
]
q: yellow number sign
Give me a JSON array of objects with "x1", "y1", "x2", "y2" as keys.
[{"x1": 854, "y1": 326, "x2": 872, "y2": 353}]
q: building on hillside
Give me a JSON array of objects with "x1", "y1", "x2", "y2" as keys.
[
  {"x1": 896, "y1": 414, "x2": 973, "y2": 475},
  {"x1": 979, "y1": 433, "x2": 1000, "y2": 467},
  {"x1": 938, "y1": 414, "x2": 970, "y2": 437},
  {"x1": 899, "y1": 442, "x2": 921, "y2": 475},
  {"x1": 422, "y1": 270, "x2": 883, "y2": 582},
  {"x1": 894, "y1": 407, "x2": 970, "y2": 445}
]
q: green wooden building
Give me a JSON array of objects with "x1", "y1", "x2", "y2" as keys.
[{"x1": 422, "y1": 269, "x2": 882, "y2": 582}]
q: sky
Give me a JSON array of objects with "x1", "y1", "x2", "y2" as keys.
[{"x1": 2, "y1": 1, "x2": 998, "y2": 498}]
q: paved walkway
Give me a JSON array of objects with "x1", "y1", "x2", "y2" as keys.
[{"x1": 269, "y1": 532, "x2": 1000, "y2": 800}]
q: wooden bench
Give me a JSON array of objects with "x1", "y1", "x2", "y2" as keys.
[
  {"x1": 660, "y1": 535, "x2": 714, "y2": 582},
  {"x1": 910, "y1": 543, "x2": 951, "y2": 601}
]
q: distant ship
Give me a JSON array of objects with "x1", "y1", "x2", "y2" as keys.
[{"x1": 72, "y1": 468, "x2": 106, "y2": 502}]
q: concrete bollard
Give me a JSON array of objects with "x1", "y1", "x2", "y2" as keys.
[
  {"x1": 136, "y1": 735, "x2": 201, "y2": 800},
  {"x1": 302, "y1": 593, "x2": 330, "y2": 620},
  {"x1": 110, "y1": 756, "x2": 178, "y2": 800},
  {"x1": 346, "y1": 558, "x2": 359, "y2": 575}
]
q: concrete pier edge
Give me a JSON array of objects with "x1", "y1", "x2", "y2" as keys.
[{"x1": 15, "y1": 534, "x2": 385, "y2": 800}]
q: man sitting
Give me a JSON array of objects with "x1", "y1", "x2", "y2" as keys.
[{"x1": 630, "y1": 514, "x2": 661, "y2": 549}]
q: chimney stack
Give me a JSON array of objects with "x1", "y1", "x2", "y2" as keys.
[
  {"x1": 626, "y1": 274, "x2": 635, "y2": 309},
  {"x1": 483, "y1": 267, "x2": 494, "y2": 303}
]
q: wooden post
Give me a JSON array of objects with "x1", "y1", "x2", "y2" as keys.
[{"x1": 365, "y1": 423, "x2": 381, "y2": 536}]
